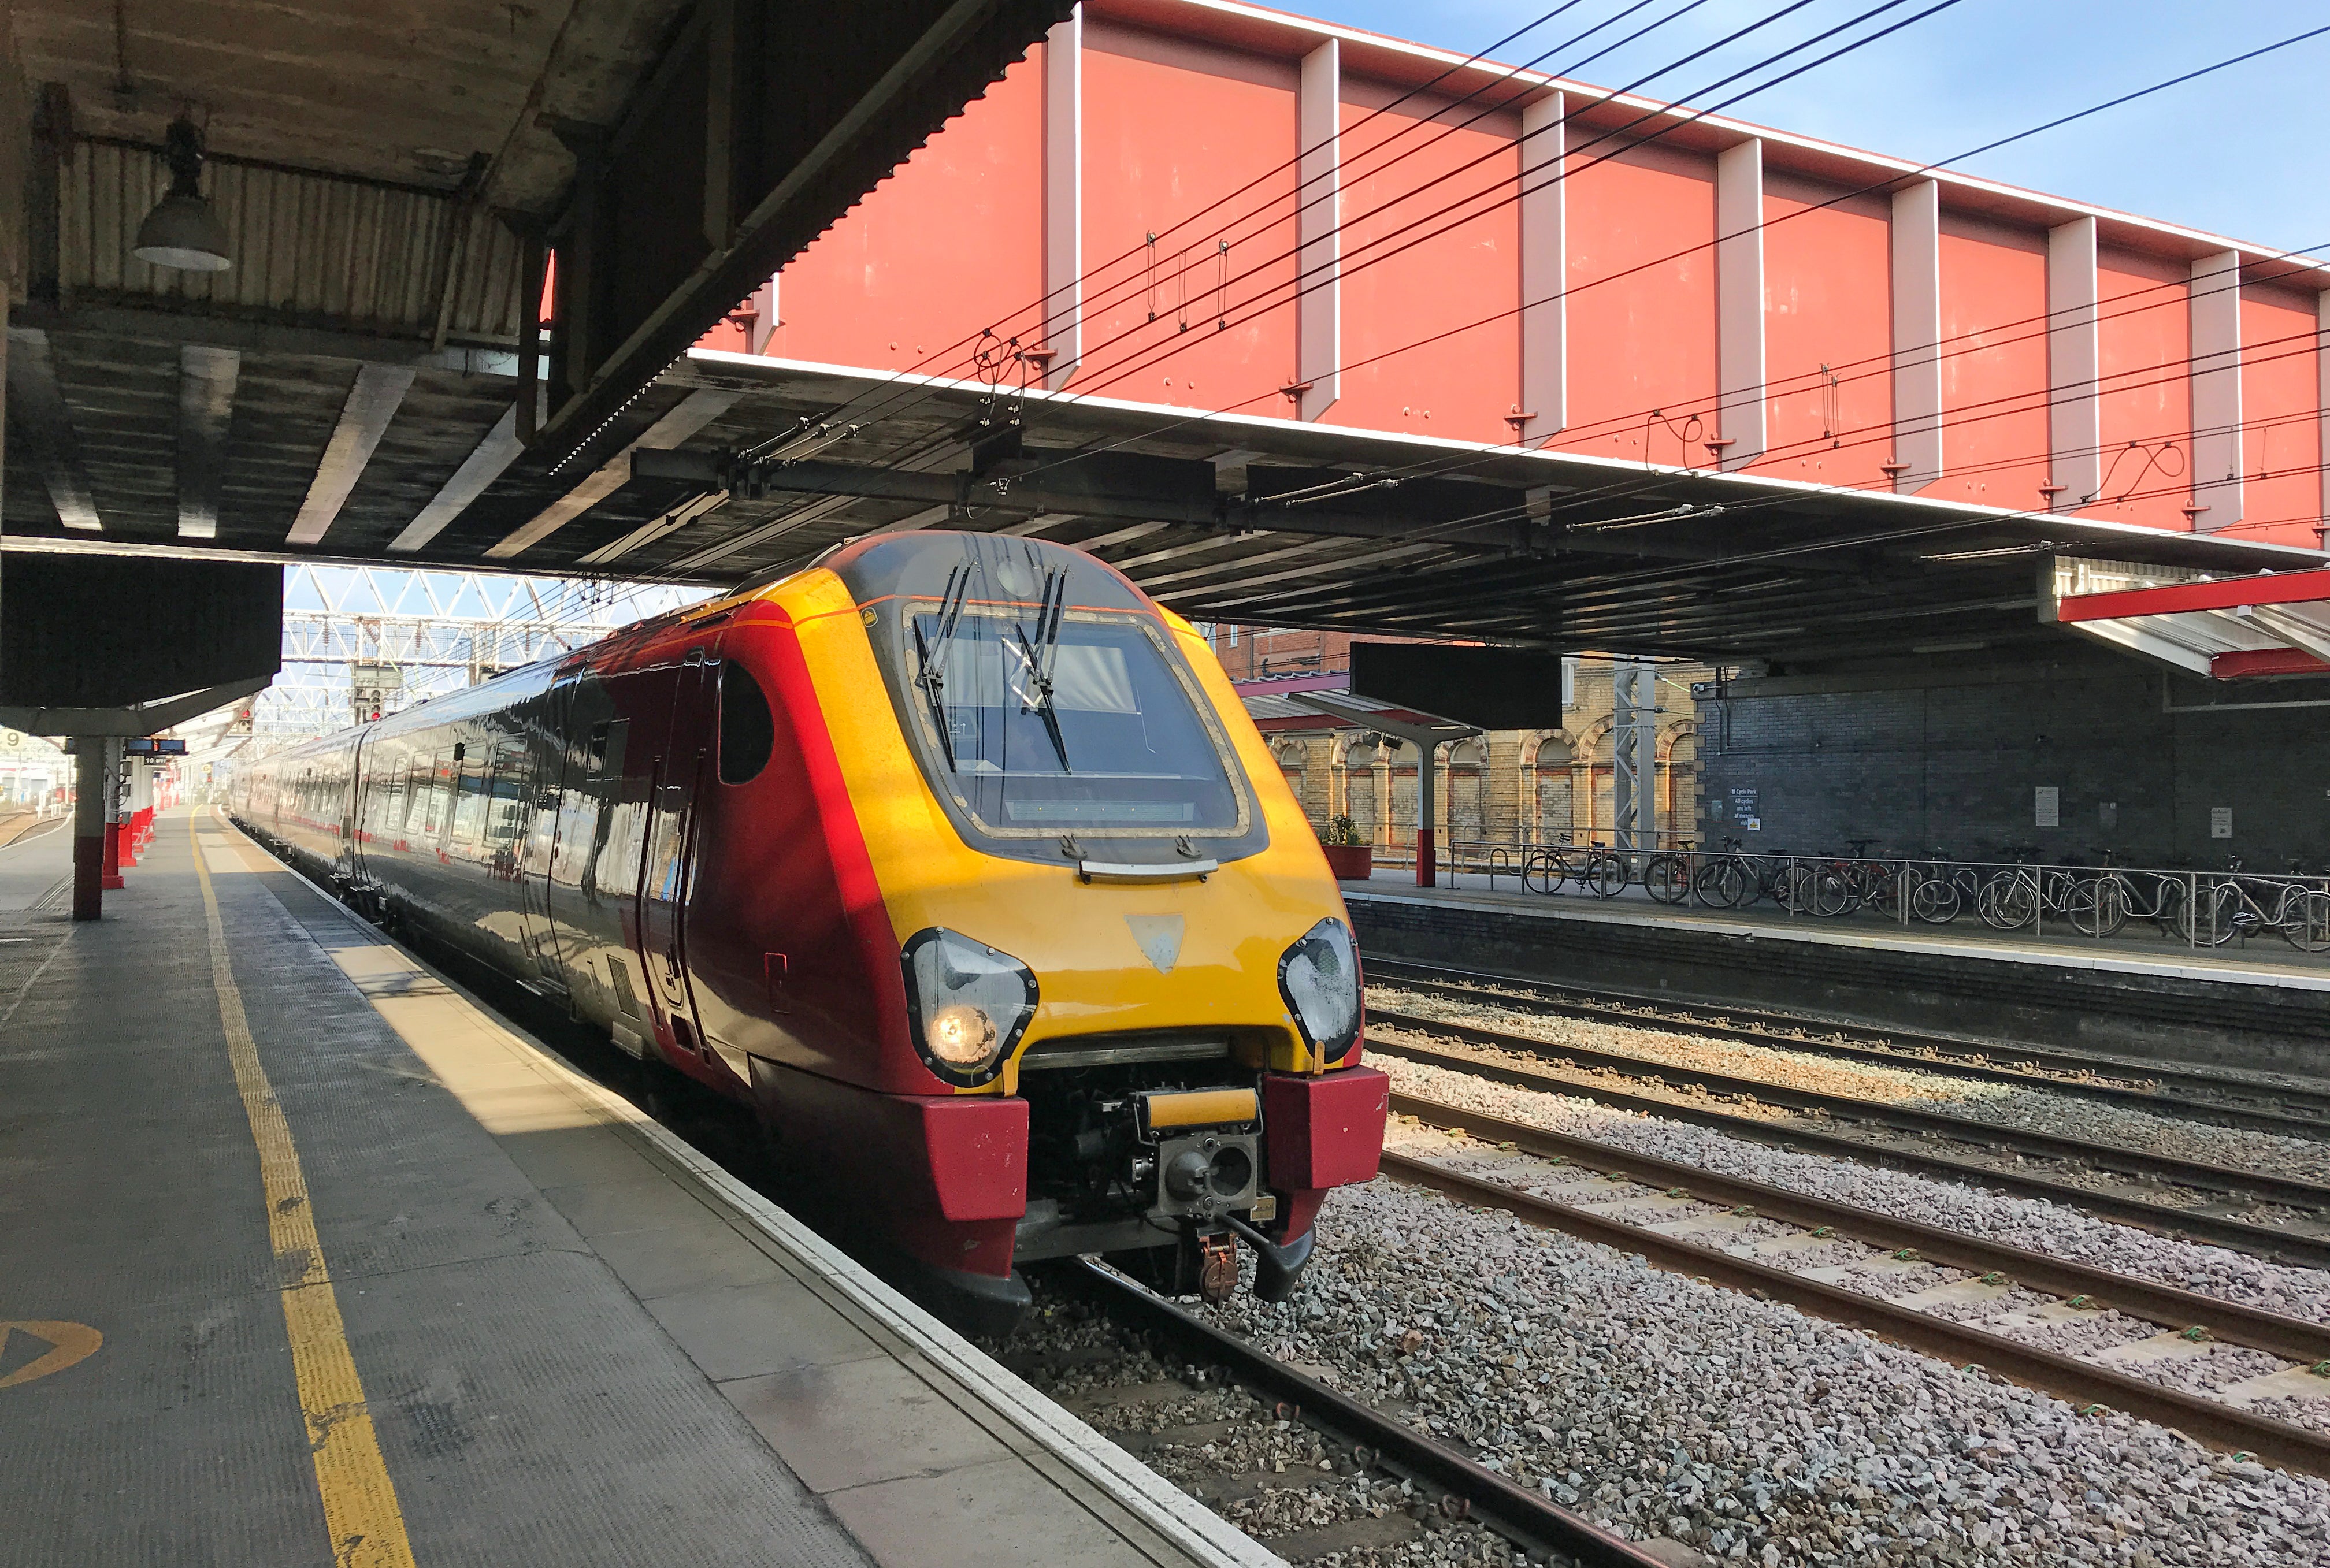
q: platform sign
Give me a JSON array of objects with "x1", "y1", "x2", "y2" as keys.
[
  {"x1": 2212, "y1": 807, "x2": 2233, "y2": 839},
  {"x1": 2034, "y1": 786, "x2": 2060, "y2": 828}
]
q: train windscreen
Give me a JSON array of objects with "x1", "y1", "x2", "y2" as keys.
[{"x1": 903, "y1": 608, "x2": 1244, "y2": 837}]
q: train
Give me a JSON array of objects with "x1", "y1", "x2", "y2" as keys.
[{"x1": 230, "y1": 531, "x2": 1388, "y2": 1331}]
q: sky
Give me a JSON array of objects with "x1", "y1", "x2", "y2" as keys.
[{"x1": 1297, "y1": 0, "x2": 2330, "y2": 257}]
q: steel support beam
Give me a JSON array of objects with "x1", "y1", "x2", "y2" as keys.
[
  {"x1": 1518, "y1": 92, "x2": 1565, "y2": 444},
  {"x1": 5, "y1": 326, "x2": 101, "y2": 530},
  {"x1": 1714, "y1": 138, "x2": 1764, "y2": 469},
  {"x1": 175, "y1": 346, "x2": 242, "y2": 541},
  {"x1": 288, "y1": 363, "x2": 417, "y2": 546},
  {"x1": 1041, "y1": 8, "x2": 1081, "y2": 388},
  {"x1": 2189, "y1": 249, "x2": 2244, "y2": 529},
  {"x1": 1890, "y1": 180, "x2": 1942, "y2": 493},
  {"x1": 537, "y1": 0, "x2": 1076, "y2": 460},
  {"x1": 2046, "y1": 217, "x2": 2099, "y2": 510},
  {"x1": 1611, "y1": 660, "x2": 1656, "y2": 857},
  {"x1": 1295, "y1": 39, "x2": 1340, "y2": 422}
]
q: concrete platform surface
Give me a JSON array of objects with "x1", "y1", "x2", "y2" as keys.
[
  {"x1": 1353, "y1": 871, "x2": 2330, "y2": 989},
  {"x1": 0, "y1": 811, "x2": 71, "y2": 913},
  {"x1": 0, "y1": 807, "x2": 1275, "y2": 1568}
]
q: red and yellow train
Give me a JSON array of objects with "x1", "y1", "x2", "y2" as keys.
[{"x1": 231, "y1": 532, "x2": 1387, "y2": 1329}]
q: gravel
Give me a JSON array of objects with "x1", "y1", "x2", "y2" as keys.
[
  {"x1": 1377, "y1": 1055, "x2": 2330, "y2": 1329},
  {"x1": 1003, "y1": 1287, "x2": 1553, "y2": 1567},
  {"x1": 1368, "y1": 987, "x2": 2330, "y2": 1187},
  {"x1": 1200, "y1": 1180, "x2": 2330, "y2": 1566},
  {"x1": 1408, "y1": 1129, "x2": 2330, "y2": 1438}
]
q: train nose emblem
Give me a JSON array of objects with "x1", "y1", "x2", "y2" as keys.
[{"x1": 1125, "y1": 914, "x2": 1184, "y2": 975}]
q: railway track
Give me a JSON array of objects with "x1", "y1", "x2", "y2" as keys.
[
  {"x1": 1363, "y1": 1019, "x2": 2330, "y2": 1269},
  {"x1": 1030, "y1": 1261, "x2": 1677, "y2": 1567},
  {"x1": 1367, "y1": 958, "x2": 2330, "y2": 1139},
  {"x1": 1379, "y1": 1093, "x2": 2330, "y2": 1479}
]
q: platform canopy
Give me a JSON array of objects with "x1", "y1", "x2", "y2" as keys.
[
  {"x1": 12, "y1": 328, "x2": 2327, "y2": 666},
  {"x1": 467, "y1": 352, "x2": 2329, "y2": 666},
  {"x1": 3, "y1": 0, "x2": 1074, "y2": 566},
  {"x1": 2047, "y1": 559, "x2": 2330, "y2": 680}
]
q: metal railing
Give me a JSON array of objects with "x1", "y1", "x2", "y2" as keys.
[{"x1": 1414, "y1": 839, "x2": 2330, "y2": 957}]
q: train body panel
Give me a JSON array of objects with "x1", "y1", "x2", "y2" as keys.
[{"x1": 232, "y1": 533, "x2": 1386, "y2": 1329}]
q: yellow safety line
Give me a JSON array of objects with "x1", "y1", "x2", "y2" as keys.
[{"x1": 191, "y1": 811, "x2": 418, "y2": 1568}]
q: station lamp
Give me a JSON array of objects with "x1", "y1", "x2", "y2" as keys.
[{"x1": 133, "y1": 117, "x2": 233, "y2": 273}]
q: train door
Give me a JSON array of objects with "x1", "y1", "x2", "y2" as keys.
[
  {"x1": 515, "y1": 731, "x2": 566, "y2": 994},
  {"x1": 636, "y1": 647, "x2": 717, "y2": 1062},
  {"x1": 341, "y1": 734, "x2": 369, "y2": 887}
]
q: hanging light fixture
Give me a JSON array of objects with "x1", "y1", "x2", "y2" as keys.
[{"x1": 133, "y1": 117, "x2": 233, "y2": 272}]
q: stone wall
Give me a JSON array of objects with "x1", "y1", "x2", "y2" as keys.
[{"x1": 1260, "y1": 661, "x2": 1708, "y2": 851}]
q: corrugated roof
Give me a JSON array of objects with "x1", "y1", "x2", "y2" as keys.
[{"x1": 60, "y1": 140, "x2": 525, "y2": 346}]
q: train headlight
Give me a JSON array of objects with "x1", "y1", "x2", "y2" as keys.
[
  {"x1": 901, "y1": 928, "x2": 1037, "y2": 1086},
  {"x1": 1277, "y1": 917, "x2": 1361, "y2": 1065},
  {"x1": 927, "y1": 1004, "x2": 997, "y2": 1065}
]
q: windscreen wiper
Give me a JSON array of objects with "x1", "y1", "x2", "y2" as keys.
[
  {"x1": 1011, "y1": 566, "x2": 1072, "y2": 774},
  {"x1": 914, "y1": 562, "x2": 973, "y2": 770}
]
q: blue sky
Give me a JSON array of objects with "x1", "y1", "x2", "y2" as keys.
[{"x1": 1300, "y1": 0, "x2": 2329, "y2": 256}]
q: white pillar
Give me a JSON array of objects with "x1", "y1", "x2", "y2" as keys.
[
  {"x1": 1041, "y1": 8, "x2": 1082, "y2": 391},
  {"x1": 1519, "y1": 93, "x2": 1567, "y2": 444},
  {"x1": 2046, "y1": 216, "x2": 2099, "y2": 510},
  {"x1": 2318, "y1": 289, "x2": 2330, "y2": 542},
  {"x1": 1296, "y1": 40, "x2": 1340, "y2": 422},
  {"x1": 2188, "y1": 249, "x2": 2243, "y2": 529},
  {"x1": 1715, "y1": 138, "x2": 1766, "y2": 469},
  {"x1": 1889, "y1": 180, "x2": 1942, "y2": 492}
]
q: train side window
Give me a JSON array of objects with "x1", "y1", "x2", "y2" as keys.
[
  {"x1": 451, "y1": 754, "x2": 490, "y2": 845},
  {"x1": 420, "y1": 752, "x2": 451, "y2": 838},
  {"x1": 719, "y1": 663, "x2": 774, "y2": 784},
  {"x1": 401, "y1": 759, "x2": 432, "y2": 835},
  {"x1": 486, "y1": 742, "x2": 530, "y2": 845}
]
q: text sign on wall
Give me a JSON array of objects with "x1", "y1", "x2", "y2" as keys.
[
  {"x1": 2034, "y1": 787, "x2": 2060, "y2": 828},
  {"x1": 2212, "y1": 807, "x2": 2233, "y2": 839},
  {"x1": 1728, "y1": 786, "x2": 1760, "y2": 832}
]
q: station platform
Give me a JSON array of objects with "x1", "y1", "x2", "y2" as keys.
[
  {"x1": 1346, "y1": 871, "x2": 2330, "y2": 1078},
  {"x1": 0, "y1": 807, "x2": 1273, "y2": 1568},
  {"x1": 0, "y1": 809, "x2": 71, "y2": 916}
]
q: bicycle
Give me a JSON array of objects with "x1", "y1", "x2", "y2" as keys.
[
  {"x1": 1976, "y1": 852, "x2": 2124, "y2": 937},
  {"x1": 1907, "y1": 848, "x2": 1984, "y2": 924},
  {"x1": 1768, "y1": 850, "x2": 1860, "y2": 917},
  {"x1": 1522, "y1": 835, "x2": 1628, "y2": 898},
  {"x1": 1693, "y1": 838, "x2": 1764, "y2": 909},
  {"x1": 2183, "y1": 859, "x2": 2330, "y2": 952},
  {"x1": 1641, "y1": 841, "x2": 1695, "y2": 905}
]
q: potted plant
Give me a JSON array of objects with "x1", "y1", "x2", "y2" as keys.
[{"x1": 1318, "y1": 815, "x2": 1373, "y2": 880}]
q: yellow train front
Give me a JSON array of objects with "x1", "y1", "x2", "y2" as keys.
[
  {"x1": 231, "y1": 529, "x2": 1386, "y2": 1335},
  {"x1": 727, "y1": 532, "x2": 1387, "y2": 1331}
]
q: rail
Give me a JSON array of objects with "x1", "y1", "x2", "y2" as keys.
[
  {"x1": 1065, "y1": 1258, "x2": 1676, "y2": 1567},
  {"x1": 1380, "y1": 1108, "x2": 2330, "y2": 1480},
  {"x1": 1361, "y1": 1020, "x2": 2330, "y2": 1269}
]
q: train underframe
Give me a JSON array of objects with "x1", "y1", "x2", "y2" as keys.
[{"x1": 751, "y1": 1043, "x2": 1387, "y2": 1336}]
